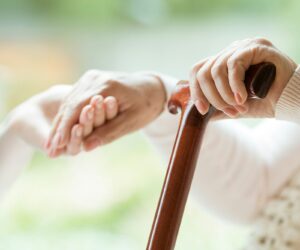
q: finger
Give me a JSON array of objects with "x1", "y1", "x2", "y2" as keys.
[
  {"x1": 90, "y1": 95, "x2": 105, "y2": 127},
  {"x1": 83, "y1": 111, "x2": 134, "y2": 151},
  {"x1": 67, "y1": 124, "x2": 83, "y2": 155},
  {"x1": 196, "y1": 58, "x2": 238, "y2": 117},
  {"x1": 234, "y1": 103, "x2": 249, "y2": 114},
  {"x1": 226, "y1": 45, "x2": 272, "y2": 105},
  {"x1": 211, "y1": 50, "x2": 237, "y2": 106},
  {"x1": 104, "y1": 96, "x2": 118, "y2": 120},
  {"x1": 54, "y1": 99, "x2": 90, "y2": 149},
  {"x1": 189, "y1": 58, "x2": 210, "y2": 114},
  {"x1": 47, "y1": 131, "x2": 62, "y2": 157},
  {"x1": 210, "y1": 109, "x2": 228, "y2": 121},
  {"x1": 47, "y1": 129, "x2": 66, "y2": 158},
  {"x1": 79, "y1": 105, "x2": 95, "y2": 137},
  {"x1": 49, "y1": 147, "x2": 66, "y2": 159},
  {"x1": 46, "y1": 113, "x2": 63, "y2": 149}
]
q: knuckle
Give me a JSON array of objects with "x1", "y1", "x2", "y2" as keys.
[
  {"x1": 105, "y1": 79, "x2": 121, "y2": 88},
  {"x1": 211, "y1": 64, "x2": 223, "y2": 79},
  {"x1": 253, "y1": 37, "x2": 273, "y2": 46},
  {"x1": 248, "y1": 45, "x2": 260, "y2": 58},
  {"x1": 196, "y1": 69, "x2": 210, "y2": 86},
  {"x1": 227, "y1": 57, "x2": 237, "y2": 69},
  {"x1": 101, "y1": 79, "x2": 122, "y2": 94},
  {"x1": 190, "y1": 58, "x2": 209, "y2": 79}
]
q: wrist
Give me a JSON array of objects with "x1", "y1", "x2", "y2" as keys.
[
  {"x1": 264, "y1": 59, "x2": 297, "y2": 118},
  {"x1": 275, "y1": 64, "x2": 300, "y2": 122},
  {"x1": 0, "y1": 110, "x2": 19, "y2": 142},
  {"x1": 4, "y1": 108, "x2": 22, "y2": 136},
  {"x1": 135, "y1": 71, "x2": 167, "y2": 115}
]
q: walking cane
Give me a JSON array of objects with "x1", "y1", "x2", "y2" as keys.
[{"x1": 146, "y1": 62, "x2": 276, "y2": 250}]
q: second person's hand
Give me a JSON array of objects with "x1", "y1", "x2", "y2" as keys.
[{"x1": 47, "y1": 71, "x2": 167, "y2": 154}]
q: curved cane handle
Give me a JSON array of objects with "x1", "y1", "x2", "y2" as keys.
[
  {"x1": 147, "y1": 62, "x2": 276, "y2": 250},
  {"x1": 168, "y1": 62, "x2": 276, "y2": 114}
]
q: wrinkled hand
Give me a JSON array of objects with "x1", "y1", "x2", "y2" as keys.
[
  {"x1": 47, "y1": 71, "x2": 166, "y2": 154},
  {"x1": 189, "y1": 37, "x2": 297, "y2": 119}
]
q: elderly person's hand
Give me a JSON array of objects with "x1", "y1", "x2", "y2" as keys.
[
  {"x1": 189, "y1": 37, "x2": 298, "y2": 118},
  {"x1": 46, "y1": 71, "x2": 167, "y2": 156}
]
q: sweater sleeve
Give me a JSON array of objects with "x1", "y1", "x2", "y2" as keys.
[
  {"x1": 275, "y1": 65, "x2": 300, "y2": 123},
  {"x1": 0, "y1": 117, "x2": 34, "y2": 201}
]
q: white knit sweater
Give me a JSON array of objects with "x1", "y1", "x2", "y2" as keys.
[
  {"x1": 143, "y1": 66, "x2": 300, "y2": 249},
  {"x1": 244, "y1": 171, "x2": 300, "y2": 249},
  {"x1": 243, "y1": 66, "x2": 300, "y2": 250}
]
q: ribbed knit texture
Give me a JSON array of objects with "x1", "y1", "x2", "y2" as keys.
[
  {"x1": 276, "y1": 66, "x2": 300, "y2": 123},
  {"x1": 244, "y1": 171, "x2": 300, "y2": 250}
]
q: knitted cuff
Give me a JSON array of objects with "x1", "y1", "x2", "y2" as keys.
[{"x1": 275, "y1": 65, "x2": 300, "y2": 124}]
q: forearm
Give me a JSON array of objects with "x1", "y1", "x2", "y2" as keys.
[
  {"x1": 0, "y1": 113, "x2": 34, "y2": 200},
  {"x1": 144, "y1": 116, "x2": 300, "y2": 224},
  {"x1": 144, "y1": 116, "x2": 266, "y2": 222},
  {"x1": 193, "y1": 119, "x2": 300, "y2": 224}
]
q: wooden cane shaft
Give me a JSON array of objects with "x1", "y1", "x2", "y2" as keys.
[
  {"x1": 146, "y1": 62, "x2": 276, "y2": 250},
  {"x1": 146, "y1": 104, "x2": 211, "y2": 249}
]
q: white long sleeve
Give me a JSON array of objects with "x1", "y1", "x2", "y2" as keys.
[
  {"x1": 0, "y1": 117, "x2": 34, "y2": 200},
  {"x1": 144, "y1": 109, "x2": 300, "y2": 224},
  {"x1": 143, "y1": 69, "x2": 300, "y2": 224}
]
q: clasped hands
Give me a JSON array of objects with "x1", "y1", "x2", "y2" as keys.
[{"x1": 41, "y1": 38, "x2": 297, "y2": 157}]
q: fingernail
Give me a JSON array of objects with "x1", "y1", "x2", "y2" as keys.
[
  {"x1": 107, "y1": 102, "x2": 115, "y2": 110},
  {"x1": 96, "y1": 100, "x2": 102, "y2": 109},
  {"x1": 87, "y1": 109, "x2": 94, "y2": 120},
  {"x1": 195, "y1": 100, "x2": 207, "y2": 115},
  {"x1": 76, "y1": 127, "x2": 83, "y2": 137},
  {"x1": 86, "y1": 137, "x2": 101, "y2": 151},
  {"x1": 223, "y1": 107, "x2": 238, "y2": 117},
  {"x1": 234, "y1": 92, "x2": 243, "y2": 105}
]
